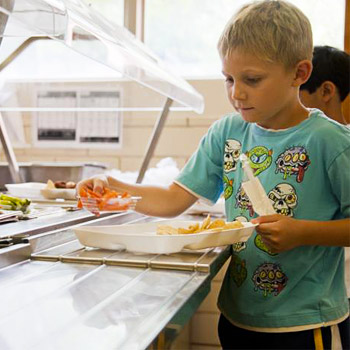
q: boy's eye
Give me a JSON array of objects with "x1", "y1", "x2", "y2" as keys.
[
  {"x1": 225, "y1": 77, "x2": 234, "y2": 84},
  {"x1": 245, "y1": 77, "x2": 261, "y2": 85}
]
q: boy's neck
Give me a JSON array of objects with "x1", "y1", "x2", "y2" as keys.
[
  {"x1": 257, "y1": 103, "x2": 310, "y2": 130},
  {"x1": 323, "y1": 103, "x2": 347, "y2": 125}
]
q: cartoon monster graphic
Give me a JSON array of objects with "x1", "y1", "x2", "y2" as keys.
[
  {"x1": 224, "y1": 139, "x2": 242, "y2": 173},
  {"x1": 268, "y1": 183, "x2": 298, "y2": 217},
  {"x1": 232, "y1": 241, "x2": 246, "y2": 253},
  {"x1": 252, "y1": 263, "x2": 288, "y2": 297},
  {"x1": 230, "y1": 254, "x2": 247, "y2": 287},
  {"x1": 232, "y1": 216, "x2": 248, "y2": 252},
  {"x1": 246, "y1": 146, "x2": 273, "y2": 176},
  {"x1": 275, "y1": 146, "x2": 311, "y2": 183},
  {"x1": 255, "y1": 233, "x2": 277, "y2": 256},
  {"x1": 235, "y1": 185, "x2": 254, "y2": 217},
  {"x1": 223, "y1": 175, "x2": 234, "y2": 200},
  {"x1": 234, "y1": 216, "x2": 248, "y2": 222}
]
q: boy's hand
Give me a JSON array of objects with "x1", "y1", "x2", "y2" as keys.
[
  {"x1": 251, "y1": 214, "x2": 303, "y2": 253},
  {"x1": 76, "y1": 175, "x2": 109, "y2": 196}
]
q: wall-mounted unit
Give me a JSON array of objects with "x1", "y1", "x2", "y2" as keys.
[{"x1": 34, "y1": 88, "x2": 122, "y2": 148}]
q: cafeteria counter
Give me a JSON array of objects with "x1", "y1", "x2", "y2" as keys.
[{"x1": 0, "y1": 210, "x2": 229, "y2": 350}]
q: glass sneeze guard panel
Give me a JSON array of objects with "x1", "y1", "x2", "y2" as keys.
[
  {"x1": 0, "y1": 0, "x2": 204, "y2": 113},
  {"x1": 0, "y1": 0, "x2": 204, "y2": 184}
]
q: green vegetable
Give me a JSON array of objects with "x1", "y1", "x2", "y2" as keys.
[{"x1": 0, "y1": 193, "x2": 31, "y2": 212}]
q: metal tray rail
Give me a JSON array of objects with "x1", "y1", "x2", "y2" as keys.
[
  {"x1": 30, "y1": 240, "x2": 84, "y2": 262},
  {"x1": 31, "y1": 243, "x2": 230, "y2": 273}
]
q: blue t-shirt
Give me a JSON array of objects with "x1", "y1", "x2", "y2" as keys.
[{"x1": 175, "y1": 109, "x2": 350, "y2": 330}]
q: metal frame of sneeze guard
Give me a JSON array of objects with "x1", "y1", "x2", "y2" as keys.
[{"x1": 0, "y1": 0, "x2": 205, "y2": 183}]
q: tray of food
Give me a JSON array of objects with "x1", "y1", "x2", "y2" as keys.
[
  {"x1": 40, "y1": 180, "x2": 77, "y2": 200},
  {"x1": 74, "y1": 215, "x2": 257, "y2": 254}
]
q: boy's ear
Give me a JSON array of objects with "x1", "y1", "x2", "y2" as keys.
[
  {"x1": 292, "y1": 60, "x2": 313, "y2": 87},
  {"x1": 319, "y1": 81, "x2": 336, "y2": 102}
]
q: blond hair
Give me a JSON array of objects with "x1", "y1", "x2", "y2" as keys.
[{"x1": 217, "y1": 0, "x2": 313, "y2": 69}]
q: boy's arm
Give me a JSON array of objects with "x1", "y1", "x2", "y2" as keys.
[
  {"x1": 108, "y1": 176, "x2": 198, "y2": 217},
  {"x1": 252, "y1": 215, "x2": 350, "y2": 253},
  {"x1": 77, "y1": 175, "x2": 198, "y2": 218}
]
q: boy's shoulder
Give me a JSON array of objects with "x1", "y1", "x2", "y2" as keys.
[{"x1": 308, "y1": 109, "x2": 350, "y2": 140}]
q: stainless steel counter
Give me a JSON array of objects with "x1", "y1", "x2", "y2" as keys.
[
  {"x1": 1, "y1": 208, "x2": 143, "y2": 238},
  {"x1": 0, "y1": 211, "x2": 229, "y2": 350}
]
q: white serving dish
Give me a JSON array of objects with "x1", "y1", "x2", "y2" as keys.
[
  {"x1": 5, "y1": 182, "x2": 46, "y2": 199},
  {"x1": 74, "y1": 220, "x2": 257, "y2": 254},
  {"x1": 41, "y1": 188, "x2": 76, "y2": 200}
]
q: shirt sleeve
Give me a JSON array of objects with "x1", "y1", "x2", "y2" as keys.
[
  {"x1": 175, "y1": 120, "x2": 224, "y2": 204},
  {"x1": 327, "y1": 145, "x2": 350, "y2": 218}
]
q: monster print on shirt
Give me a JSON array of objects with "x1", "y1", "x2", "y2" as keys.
[
  {"x1": 232, "y1": 216, "x2": 248, "y2": 253},
  {"x1": 252, "y1": 263, "x2": 288, "y2": 297},
  {"x1": 268, "y1": 183, "x2": 298, "y2": 217},
  {"x1": 230, "y1": 254, "x2": 247, "y2": 287},
  {"x1": 234, "y1": 215, "x2": 248, "y2": 223},
  {"x1": 223, "y1": 175, "x2": 234, "y2": 200},
  {"x1": 275, "y1": 146, "x2": 311, "y2": 183},
  {"x1": 255, "y1": 183, "x2": 297, "y2": 255},
  {"x1": 246, "y1": 146, "x2": 273, "y2": 176},
  {"x1": 255, "y1": 233, "x2": 278, "y2": 256},
  {"x1": 224, "y1": 139, "x2": 242, "y2": 173},
  {"x1": 235, "y1": 184, "x2": 254, "y2": 217},
  {"x1": 232, "y1": 242, "x2": 247, "y2": 253}
]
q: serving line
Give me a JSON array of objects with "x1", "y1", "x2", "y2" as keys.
[{"x1": 0, "y1": 212, "x2": 230, "y2": 349}]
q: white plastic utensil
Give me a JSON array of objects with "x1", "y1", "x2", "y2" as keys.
[{"x1": 240, "y1": 154, "x2": 275, "y2": 216}]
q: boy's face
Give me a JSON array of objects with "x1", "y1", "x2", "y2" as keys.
[{"x1": 222, "y1": 49, "x2": 306, "y2": 129}]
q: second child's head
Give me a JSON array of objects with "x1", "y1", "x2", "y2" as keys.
[
  {"x1": 218, "y1": 0, "x2": 313, "y2": 128},
  {"x1": 299, "y1": 46, "x2": 350, "y2": 118}
]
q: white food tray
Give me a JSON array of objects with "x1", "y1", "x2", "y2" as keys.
[{"x1": 74, "y1": 220, "x2": 257, "y2": 254}]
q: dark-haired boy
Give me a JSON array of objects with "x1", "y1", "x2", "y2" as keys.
[{"x1": 300, "y1": 45, "x2": 350, "y2": 125}]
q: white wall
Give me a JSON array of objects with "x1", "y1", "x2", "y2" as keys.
[{"x1": 1, "y1": 79, "x2": 233, "y2": 173}]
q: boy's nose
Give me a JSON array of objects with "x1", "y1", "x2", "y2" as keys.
[{"x1": 231, "y1": 85, "x2": 246, "y2": 100}]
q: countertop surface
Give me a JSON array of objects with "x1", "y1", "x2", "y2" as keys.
[{"x1": 0, "y1": 210, "x2": 229, "y2": 350}]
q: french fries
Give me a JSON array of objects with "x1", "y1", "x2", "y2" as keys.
[{"x1": 157, "y1": 215, "x2": 243, "y2": 235}]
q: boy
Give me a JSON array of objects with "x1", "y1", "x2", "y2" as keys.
[
  {"x1": 299, "y1": 45, "x2": 350, "y2": 125},
  {"x1": 78, "y1": 1, "x2": 350, "y2": 348}
]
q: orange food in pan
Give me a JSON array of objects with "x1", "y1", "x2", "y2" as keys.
[{"x1": 77, "y1": 187, "x2": 131, "y2": 211}]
